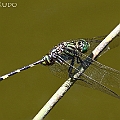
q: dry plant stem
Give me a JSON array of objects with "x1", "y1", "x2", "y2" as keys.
[{"x1": 33, "y1": 24, "x2": 120, "y2": 120}]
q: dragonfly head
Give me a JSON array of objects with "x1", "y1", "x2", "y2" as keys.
[
  {"x1": 41, "y1": 55, "x2": 55, "y2": 66},
  {"x1": 77, "y1": 39, "x2": 90, "y2": 53}
]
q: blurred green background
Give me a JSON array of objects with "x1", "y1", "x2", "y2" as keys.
[{"x1": 0, "y1": 0, "x2": 120, "y2": 120}]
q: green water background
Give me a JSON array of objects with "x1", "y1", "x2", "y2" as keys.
[{"x1": 0, "y1": 0, "x2": 120, "y2": 120}]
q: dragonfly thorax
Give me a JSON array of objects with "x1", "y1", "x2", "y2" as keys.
[{"x1": 41, "y1": 40, "x2": 90, "y2": 65}]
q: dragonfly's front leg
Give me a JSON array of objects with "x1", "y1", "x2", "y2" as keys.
[{"x1": 68, "y1": 57, "x2": 75, "y2": 78}]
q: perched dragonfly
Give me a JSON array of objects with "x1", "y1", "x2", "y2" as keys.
[{"x1": 0, "y1": 36, "x2": 120, "y2": 99}]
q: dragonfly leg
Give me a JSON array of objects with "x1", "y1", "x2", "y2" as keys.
[
  {"x1": 76, "y1": 56, "x2": 88, "y2": 69},
  {"x1": 68, "y1": 57, "x2": 75, "y2": 78},
  {"x1": 77, "y1": 56, "x2": 83, "y2": 63}
]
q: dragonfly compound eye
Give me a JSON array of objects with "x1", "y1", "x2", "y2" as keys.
[{"x1": 78, "y1": 39, "x2": 90, "y2": 53}]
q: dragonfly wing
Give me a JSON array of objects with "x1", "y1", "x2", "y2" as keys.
[
  {"x1": 86, "y1": 35, "x2": 120, "y2": 50},
  {"x1": 49, "y1": 62, "x2": 69, "y2": 79},
  {"x1": 81, "y1": 53, "x2": 120, "y2": 88},
  {"x1": 84, "y1": 35, "x2": 120, "y2": 56},
  {"x1": 89, "y1": 61, "x2": 120, "y2": 88},
  {"x1": 76, "y1": 73, "x2": 120, "y2": 99}
]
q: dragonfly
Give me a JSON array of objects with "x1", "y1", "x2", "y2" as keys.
[{"x1": 0, "y1": 35, "x2": 120, "y2": 99}]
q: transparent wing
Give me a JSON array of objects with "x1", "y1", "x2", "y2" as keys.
[
  {"x1": 49, "y1": 60, "x2": 70, "y2": 79},
  {"x1": 80, "y1": 53, "x2": 120, "y2": 88},
  {"x1": 76, "y1": 73, "x2": 120, "y2": 99},
  {"x1": 86, "y1": 35, "x2": 120, "y2": 50},
  {"x1": 74, "y1": 53, "x2": 120, "y2": 98}
]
